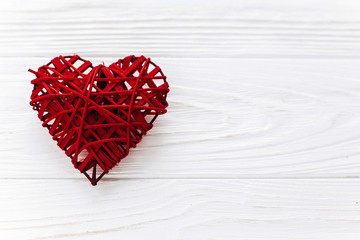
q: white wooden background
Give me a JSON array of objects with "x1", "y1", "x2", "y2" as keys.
[{"x1": 2, "y1": 0, "x2": 360, "y2": 239}]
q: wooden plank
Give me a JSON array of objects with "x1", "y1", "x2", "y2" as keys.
[
  {"x1": 1, "y1": 179, "x2": 360, "y2": 239},
  {"x1": 2, "y1": 57, "x2": 360, "y2": 179},
  {"x1": 1, "y1": 0, "x2": 360, "y2": 58}
]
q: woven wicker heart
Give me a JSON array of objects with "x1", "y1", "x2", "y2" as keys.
[{"x1": 29, "y1": 55, "x2": 169, "y2": 185}]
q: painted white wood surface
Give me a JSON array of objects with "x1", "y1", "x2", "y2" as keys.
[
  {"x1": 4, "y1": 57, "x2": 360, "y2": 179},
  {"x1": 1, "y1": 0, "x2": 360, "y2": 239},
  {"x1": 2, "y1": 179, "x2": 360, "y2": 240},
  {"x1": 2, "y1": 0, "x2": 360, "y2": 59}
]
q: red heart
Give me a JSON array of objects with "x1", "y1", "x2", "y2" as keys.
[{"x1": 29, "y1": 55, "x2": 169, "y2": 185}]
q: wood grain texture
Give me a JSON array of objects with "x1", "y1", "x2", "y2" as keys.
[
  {"x1": 2, "y1": 179, "x2": 360, "y2": 240},
  {"x1": 2, "y1": 57, "x2": 360, "y2": 179},
  {"x1": 1, "y1": 0, "x2": 360, "y2": 239},
  {"x1": 1, "y1": 0, "x2": 360, "y2": 58}
]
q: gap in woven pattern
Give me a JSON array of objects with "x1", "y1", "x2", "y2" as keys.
[{"x1": 29, "y1": 55, "x2": 169, "y2": 185}]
